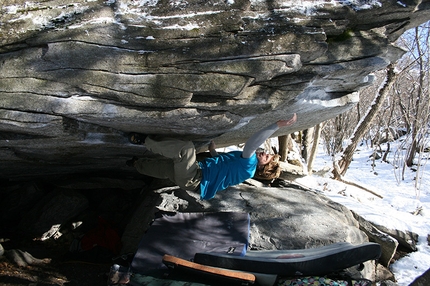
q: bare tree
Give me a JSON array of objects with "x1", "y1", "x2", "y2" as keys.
[
  {"x1": 392, "y1": 22, "x2": 430, "y2": 196},
  {"x1": 290, "y1": 125, "x2": 322, "y2": 174},
  {"x1": 321, "y1": 113, "x2": 354, "y2": 157},
  {"x1": 405, "y1": 26, "x2": 430, "y2": 167},
  {"x1": 333, "y1": 64, "x2": 398, "y2": 179},
  {"x1": 315, "y1": 21, "x2": 430, "y2": 199},
  {"x1": 307, "y1": 124, "x2": 322, "y2": 174}
]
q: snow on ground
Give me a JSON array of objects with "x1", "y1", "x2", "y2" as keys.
[{"x1": 295, "y1": 139, "x2": 430, "y2": 285}]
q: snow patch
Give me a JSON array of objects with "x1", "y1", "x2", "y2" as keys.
[
  {"x1": 131, "y1": 0, "x2": 159, "y2": 6},
  {"x1": 3, "y1": 5, "x2": 19, "y2": 14},
  {"x1": 68, "y1": 16, "x2": 126, "y2": 30},
  {"x1": 249, "y1": 0, "x2": 382, "y2": 14},
  {"x1": 301, "y1": 91, "x2": 359, "y2": 107},
  {"x1": 162, "y1": 23, "x2": 199, "y2": 30}
]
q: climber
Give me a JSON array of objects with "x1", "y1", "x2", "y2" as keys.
[{"x1": 126, "y1": 114, "x2": 297, "y2": 200}]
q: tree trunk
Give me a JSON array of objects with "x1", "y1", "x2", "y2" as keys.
[
  {"x1": 302, "y1": 128, "x2": 313, "y2": 163},
  {"x1": 307, "y1": 124, "x2": 322, "y2": 174},
  {"x1": 333, "y1": 64, "x2": 398, "y2": 178},
  {"x1": 278, "y1": 135, "x2": 288, "y2": 162}
]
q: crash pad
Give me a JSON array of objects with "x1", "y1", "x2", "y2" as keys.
[
  {"x1": 130, "y1": 212, "x2": 250, "y2": 274},
  {"x1": 194, "y1": 242, "x2": 381, "y2": 276}
]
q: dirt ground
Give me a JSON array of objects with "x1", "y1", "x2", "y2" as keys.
[
  {"x1": 0, "y1": 239, "x2": 124, "y2": 286},
  {"x1": 0, "y1": 259, "x2": 110, "y2": 286},
  {"x1": 0, "y1": 176, "x2": 145, "y2": 286}
]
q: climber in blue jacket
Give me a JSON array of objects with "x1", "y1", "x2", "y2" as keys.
[{"x1": 127, "y1": 114, "x2": 297, "y2": 200}]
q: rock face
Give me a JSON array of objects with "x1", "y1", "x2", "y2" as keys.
[
  {"x1": 1, "y1": 0, "x2": 430, "y2": 179},
  {"x1": 123, "y1": 182, "x2": 369, "y2": 254}
]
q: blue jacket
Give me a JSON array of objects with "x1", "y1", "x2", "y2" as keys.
[{"x1": 199, "y1": 151, "x2": 258, "y2": 200}]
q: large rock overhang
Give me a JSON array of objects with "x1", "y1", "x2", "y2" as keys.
[{"x1": 1, "y1": 0, "x2": 429, "y2": 179}]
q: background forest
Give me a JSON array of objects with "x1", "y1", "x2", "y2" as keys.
[{"x1": 299, "y1": 20, "x2": 430, "y2": 194}]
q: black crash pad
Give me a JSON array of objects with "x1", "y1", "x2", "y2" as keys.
[
  {"x1": 194, "y1": 242, "x2": 381, "y2": 276},
  {"x1": 130, "y1": 212, "x2": 250, "y2": 274}
]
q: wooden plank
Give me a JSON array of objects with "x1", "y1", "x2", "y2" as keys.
[{"x1": 163, "y1": 254, "x2": 255, "y2": 284}]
